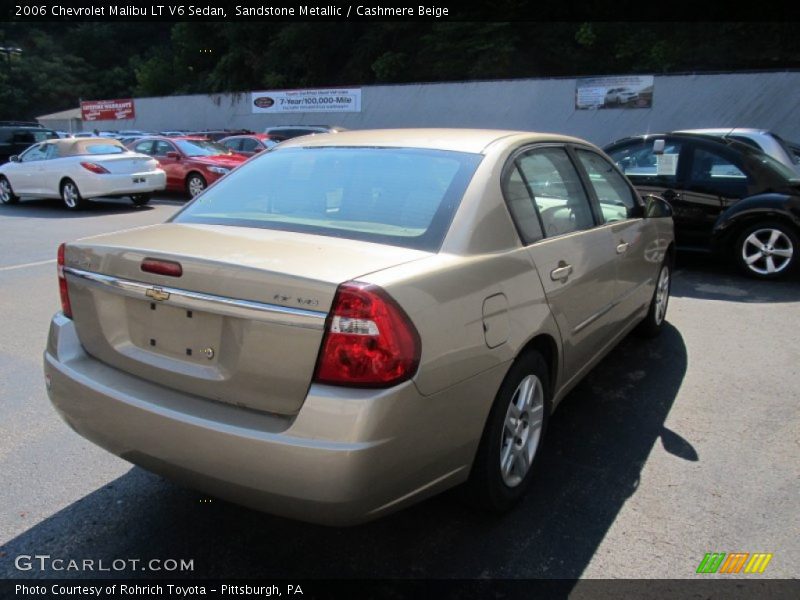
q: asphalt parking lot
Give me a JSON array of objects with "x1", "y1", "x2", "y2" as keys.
[{"x1": 0, "y1": 195, "x2": 798, "y2": 581}]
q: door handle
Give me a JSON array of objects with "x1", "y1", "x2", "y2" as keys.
[
  {"x1": 550, "y1": 264, "x2": 573, "y2": 281},
  {"x1": 616, "y1": 242, "x2": 629, "y2": 254}
]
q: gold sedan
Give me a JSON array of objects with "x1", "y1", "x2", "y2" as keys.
[{"x1": 44, "y1": 129, "x2": 675, "y2": 525}]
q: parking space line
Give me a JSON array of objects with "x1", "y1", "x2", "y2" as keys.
[{"x1": 0, "y1": 259, "x2": 56, "y2": 272}]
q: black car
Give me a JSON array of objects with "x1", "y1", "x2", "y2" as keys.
[
  {"x1": 0, "y1": 123, "x2": 59, "y2": 164},
  {"x1": 604, "y1": 133, "x2": 800, "y2": 279},
  {"x1": 262, "y1": 125, "x2": 344, "y2": 141}
]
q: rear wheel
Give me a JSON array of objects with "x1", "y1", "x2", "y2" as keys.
[
  {"x1": 735, "y1": 221, "x2": 798, "y2": 279},
  {"x1": 465, "y1": 351, "x2": 550, "y2": 512},
  {"x1": 0, "y1": 176, "x2": 18, "y2": 204},
  {"x1": 130, "y1": 193, "x2": 151, "y2": 206},
  {"x1": 61, "y1": 179, "x2": 86, "y2": 210},
  {"x1": 186, "y1": 173, "x2": 206, "y2": 198}
]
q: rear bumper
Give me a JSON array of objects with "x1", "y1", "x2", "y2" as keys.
[
  {"x1": 79, "y1": 169, "x2": 166, "y2": 198},
  {"x1": 44, "y1": 314, "x2": 506, "y2": 525}
]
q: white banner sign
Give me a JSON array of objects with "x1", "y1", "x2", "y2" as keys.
[
  {"x1": 575, "y1": 75, "x2": 654, "y2": 109},
  {"x1": 251, "y1": 88, "x2": 362, "y2": 113}
]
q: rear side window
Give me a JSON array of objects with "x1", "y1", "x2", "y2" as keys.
[
  {"x1": 134, "y1": 141, "x2": 154, "y2": 154},
  {"x1": 222, "y1": 138, "x2": 242, "y2": 151},
  {"x1": 575, "y1": 149, "x2": 639, "y2": 222},
  {"x1": 515, "y1": 147, "x2": 596, "y2": 238},
  {"x1": 173, "y1": 147, "x2": 482, "y2": 252}
]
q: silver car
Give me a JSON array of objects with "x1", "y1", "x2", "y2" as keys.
[{"x1": 44, "y1": 129, "x2": 675, "y2": 525}]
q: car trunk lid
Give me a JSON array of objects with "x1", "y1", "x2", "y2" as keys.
[{"x1": 63, "y1": 223, "x2": 429, "y2": 415}]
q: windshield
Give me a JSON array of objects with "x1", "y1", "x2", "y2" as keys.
[
  {"x1": 174, "y1": 139, "x2": 232, "y2": 157},
  {"x1": 172, "y1": 146, "x2": 483, "y2": 251}
]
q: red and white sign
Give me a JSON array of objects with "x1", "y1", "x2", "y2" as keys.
[{"x1": 80, "y1": 98, "x2": 136, "y2": 121}]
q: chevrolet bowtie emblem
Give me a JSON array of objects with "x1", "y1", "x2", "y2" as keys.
[{"x1": 145, "y1": 287, "x2": 170, "y2": 302}]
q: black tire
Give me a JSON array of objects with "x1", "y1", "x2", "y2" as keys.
[
  {"x1": 0, "y1": 176, "x2": 19, "y2": 204},
  {"x1": 735, "y1": 220, "x2": 798, "y2": 280},
  {"x1": 637, "y1": 260, "x2": 671, "y2": 338},
  {"x1": 465, "y1": 350, "x2": 550, "y2": 512},
  {"x1": 131, "y1": 193, "x2": 151, "y2": 206},
  {"x1": 185, "y1": 173, "x2": 207, "y2": 198},
  {"x1": 60, "y1": 179, "x2": 87, "y2": 210}
]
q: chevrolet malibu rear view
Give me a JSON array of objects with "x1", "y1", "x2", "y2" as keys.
[{"x1": 44, "y1": 129, "x2": 675, "y2": 525}]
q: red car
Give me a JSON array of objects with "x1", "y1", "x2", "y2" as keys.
[
  {"x1": 128, "y1": 136, "x2": 247, "y2": 197},
  {"x1": 219, "y1": 133, "x2": 280, "y2": 157}
]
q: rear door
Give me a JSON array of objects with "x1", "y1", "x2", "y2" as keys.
[
  {"x1": 504, "y1": 145, "x2": 618, "y2": 378},
  {"x1": 679, "y1": 141, "x2": 751, "y2": 243},
  {"x1": 151, "y1": 140, "x2": 183, "y2": 189}
]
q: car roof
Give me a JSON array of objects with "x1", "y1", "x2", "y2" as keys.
[
  {"x1": 606, "y1": 131, "x2": 746, "y2": 147},
  {"x1": 34, "y1": 138, "x2": 126, "y2": 155},
  {"x1": 135, "y1": 135, "x2": 208, "y2": 142},
  {"x1": 674, "y1": 128, "x2": 770, "y2": 136},
  {"x1": 276, "y1": 128, "x2": 591, "y2": 154}
]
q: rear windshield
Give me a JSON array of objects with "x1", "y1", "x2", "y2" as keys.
[
  {"x1": 83, "y1": 143, "x2": 127, "y2": 155},
  {"x1": 172, "y1": 146, "x2": 482, "y2": 251}
]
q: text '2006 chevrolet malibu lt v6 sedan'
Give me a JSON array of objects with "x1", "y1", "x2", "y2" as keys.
[{"x1": 44, "y1": 129, "x2": 675, "y2": 525}]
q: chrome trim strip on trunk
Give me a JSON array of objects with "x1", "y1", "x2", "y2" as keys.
[{"x1": 64, "y1": 267, "x2": 327, "y2": 330}]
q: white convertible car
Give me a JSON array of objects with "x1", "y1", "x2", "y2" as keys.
[{"x1": 0, "y1": 138, "x2": 166, "y2": 210}]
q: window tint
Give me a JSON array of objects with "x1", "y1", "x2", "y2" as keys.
[
  {"x1": 516, "y1": 147, "x2": 595, "y2": 238},
  {"x1": 691, "y1": 147, "x2": 746, "y2": 180},
  {"x1": 608, "y1": 139, "x2": 682, "y2": 181},
  {"x1": 688, "y1": 147, "x2": 749, "y2": 197},
  {"x1": 576, "y1": 149, "x2": 638, "y2": 222},
  {"x1": 44, "y1": 144, "x2": 59, "y2": 160},
  {"x1": 173, "y1": 147, "x2": 482, "y2": 252},
  {"x1": 83, "y1": 143, "x2": 126, "y2": 155},
  {"x1": 153, "y1": 141, "x2": 175, "y2": 156},
  {"x1": 502, "y1": 166, "x2": 544, "y2": 243},
  {"x1": 222, "y1": 138, "x2": 242, "y2": 152},
  {"x1": 240, "y1": 138, "x2": 260, "y2": 152},
  {"x1": 20, "y1": 144, "x2": 48, "y2": 162},
  {"x1": 134, "y1": 141, "x2": 153, "y2": 155}
]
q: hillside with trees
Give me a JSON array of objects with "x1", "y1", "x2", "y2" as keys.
[{"x1": 1, "y1": 21, "x2": 799, "y2": 119}]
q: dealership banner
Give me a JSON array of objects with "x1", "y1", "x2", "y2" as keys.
[
  {"x1": 251, "y1": 88, "x2": 362, "y2": 113},
  {"x1": 80, "y1": 98, "x2": 136, "y2": 121},
  {"x1": 575, "y1": 75, "x2": 654, "y2": 109}
]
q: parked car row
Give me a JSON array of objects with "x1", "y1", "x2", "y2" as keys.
[{"x1": 604, "y1": 131, "x2": 800, "y2": 279}]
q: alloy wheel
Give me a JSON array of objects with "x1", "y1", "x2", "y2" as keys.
[
  {"x1": 741, "y1": 228, "x2": 794, "y2": 276},
  {"x1": 500, "y1": 374, "x2": 545, "y2": 488},
  {"x1": 654, "y1": 265, "x2": 670, "y2": 325},
  {"x1": 62, "y1": 182, "x2": 79, "y2": 208},
  {"x1": 0, "y1": 179, "x2": 11, "y2": 203}
]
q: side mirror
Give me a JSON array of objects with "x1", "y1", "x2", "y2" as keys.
[
  {"x1": 165, "y1": 151, "x2": 180, "y2": 160},
  {"x1": 643, "y1": 194, "x2": 673, "y2": 218},
  {"x1": 9, "y1": 155, "x2": 19, "y2": 162}
]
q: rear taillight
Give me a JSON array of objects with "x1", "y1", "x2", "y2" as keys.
[
  {"x1": 57, "y1": 243, "x2": 72, "y2": 318},
  {"x1": 80, "y1": 162, "x2": 109, "y2": 174},
  {"x1": 141, "y1": 258, "x2": 183, "y2": 277},
  {"x1": 313, "y1": 282, "x2": 421, "y2": 388}
]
